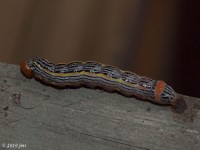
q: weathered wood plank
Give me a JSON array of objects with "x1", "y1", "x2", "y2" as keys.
[{"x1": 0, "y1": 62, "x2": 199, "y2": 150}]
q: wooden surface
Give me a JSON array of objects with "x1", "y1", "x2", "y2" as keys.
[{"x1": 0, "y1": 62, "x2": 200, "y2": 150}]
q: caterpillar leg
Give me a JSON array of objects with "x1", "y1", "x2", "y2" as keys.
[{"x1": 172, "y1": 95, "x2": 187, "y2": 113}]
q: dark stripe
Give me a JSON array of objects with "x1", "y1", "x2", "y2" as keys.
[{"x1": 33, "y1": 66, "x2": 140, "y2": 93}]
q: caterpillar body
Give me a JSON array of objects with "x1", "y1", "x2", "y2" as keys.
[{"x1": 20, "y1": 57, "x2": 186, "y2": 113}]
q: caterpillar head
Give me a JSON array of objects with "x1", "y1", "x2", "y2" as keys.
[
  {"x1": 20, "y1": 57, "x2": 42, "y2": 78},
  {"x1": 20, "y1": 60, "x2": 34, "y2": 78}
]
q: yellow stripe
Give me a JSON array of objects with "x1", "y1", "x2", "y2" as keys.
[{"x1": 37, "y1": 63, "x2": 139, "y2": 88}]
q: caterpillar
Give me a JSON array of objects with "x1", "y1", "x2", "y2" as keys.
[{"x1": 20, "y1": 57, "x2": 186, "y2": 113}]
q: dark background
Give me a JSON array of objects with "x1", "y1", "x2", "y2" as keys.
[
  {"x1": 0, "y1": 0, "x2": 199, "y2": 97},
  {"x1": 174, "y1": 0, "x2": 200, "y2": 97}
]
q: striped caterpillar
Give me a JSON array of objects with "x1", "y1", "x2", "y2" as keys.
[{"x1": 20, "y1": 57, "x2": 186, "y2": 113}]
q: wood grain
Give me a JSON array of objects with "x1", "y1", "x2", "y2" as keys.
[{"x1": 0, "y1": 62, "x2": 199, "y2": 150}]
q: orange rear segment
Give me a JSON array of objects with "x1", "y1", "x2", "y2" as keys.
[
  {"x1": 20, "y1": 61, "x2": 33, "y2": 78},
  {"x1": 155, "y1": 80, "x2": 166, "y2": 102}
]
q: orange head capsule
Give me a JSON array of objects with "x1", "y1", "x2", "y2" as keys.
[{"x1": 20, "y1": 60, "x2": 33, "y2": 78}]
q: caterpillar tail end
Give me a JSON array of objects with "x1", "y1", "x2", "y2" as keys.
[{"x1": 172, "y1": 95, "x2": 187, "y2": 113}]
